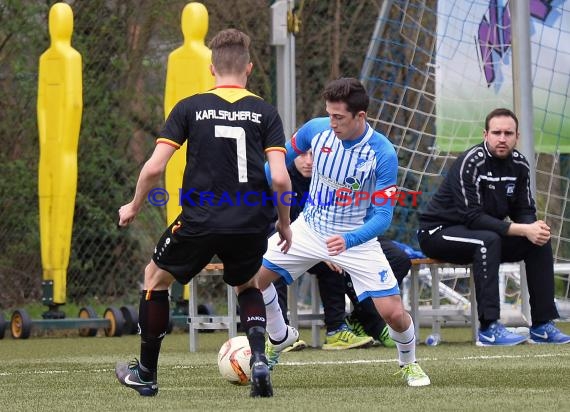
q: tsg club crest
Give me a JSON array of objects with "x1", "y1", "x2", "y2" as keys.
[
  {"x1": 505, "y1": 183, "x2": 515, "y2": 196},
  {"x1": 344, "y1": 176, "x2": 361, "y2": 190}
]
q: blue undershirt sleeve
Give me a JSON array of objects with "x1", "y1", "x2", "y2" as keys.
[
  {"x1": 265, "y1": 120, "x2": 316, "y2": 185},
  {"x1": 342, "y1": 195, "x2": 394, "y2": 249},
  {"x1": 342, "y1": 145, "x2": 397, "y2": 249}
]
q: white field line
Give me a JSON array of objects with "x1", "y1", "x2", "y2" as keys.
[
  {"x1": 280, "y1": 351, "x2": 570, "y2": 367},
  {"x1": 1, "y1": 352, "x2": 568, "y2": 377}
]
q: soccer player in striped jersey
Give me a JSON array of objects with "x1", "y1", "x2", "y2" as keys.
[
  {"x1": 114, "y1": 28, "x2": 291, "y2": 398},
  {"x1": 260, "y1": 77, "x2": 430, "y2": 386}
]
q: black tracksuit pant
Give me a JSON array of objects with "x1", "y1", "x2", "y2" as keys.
[{"x1": 417, "y1": 225, "x2": 559, "y2": 326}]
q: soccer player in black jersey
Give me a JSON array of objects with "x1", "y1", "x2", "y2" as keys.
[{"x1": 115, "y1": 28, "x2": 292, "y2": 398}]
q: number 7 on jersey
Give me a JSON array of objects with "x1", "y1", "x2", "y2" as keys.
[{"x1": 215, "y1": 125, "x2": 248, "y2": 182}]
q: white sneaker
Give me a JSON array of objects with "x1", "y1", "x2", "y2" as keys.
[{"x1": 265, "y1": 325, "x2": 299, "y2": 370}]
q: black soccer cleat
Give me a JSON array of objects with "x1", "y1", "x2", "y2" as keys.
[
  {"x1": 249, "y1": 355, "x2": 273, "y2": 398},
  {"x1": 115, "y1": 359, "x2": 158, "y2": 397}
]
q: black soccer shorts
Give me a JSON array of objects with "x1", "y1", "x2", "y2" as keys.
[{"x1": 152, "y1": 218, "x2": 268, "y2": 286}]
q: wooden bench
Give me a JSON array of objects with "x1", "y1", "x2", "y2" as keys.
[
  {"x1": 409, "y1": 258, "x2": 477, "y2": 342},
  {"x1": 287, "y1": 258, "x2": 477, "y2": 346},
  {"x1": 187, "y1": 259, "x2": 478, "y2": 351},
  {"x1": 188, "y1": 258, "x2": 570, "y2": 352}
]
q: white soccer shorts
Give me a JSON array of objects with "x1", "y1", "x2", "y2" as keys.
[{"x1": 262, "y1": 216, "x2": 400, "y2": 302}]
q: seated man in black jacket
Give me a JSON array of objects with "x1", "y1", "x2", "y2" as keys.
[{"x1": 417, "y1": 107, "x2": 570, "y2": 346}]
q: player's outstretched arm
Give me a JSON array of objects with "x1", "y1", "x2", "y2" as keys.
[
  {"x1": 267, "y1": 149, "x2": 292, "y2": 252},
  {"x1": 118, "y1": 143, "x2": 176, "y2": 227}
]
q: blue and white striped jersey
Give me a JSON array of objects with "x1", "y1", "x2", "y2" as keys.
[{"x1": 288, "y1": 117, "x2": 398, "y2": 248}]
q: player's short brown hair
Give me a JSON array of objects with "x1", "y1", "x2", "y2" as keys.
[
  {"x1": 322, "y1": 78, "x2": 369, "y2": 117},
  {"x1": 209, "y1": 29, "x2": 251, "y2": 76}
]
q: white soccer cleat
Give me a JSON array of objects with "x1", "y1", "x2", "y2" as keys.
[{"x1": 265, "y1": 325, "x2": 299, "y2": 370}]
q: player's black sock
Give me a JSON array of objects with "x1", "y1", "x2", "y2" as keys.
[
  {"x1": 248, "y1": 326, "x2": 268, "y2": 367},
  {"x1": 238, "y1": 287, "x2": 266, "y2": 357},
  {"x1": 138, "y1": 289, "x2": 170, "y2": 380}
]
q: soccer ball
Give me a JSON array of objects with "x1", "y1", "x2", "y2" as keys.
[{"x1": 217, "y1": 335, "x2": 252, "y2": 385}]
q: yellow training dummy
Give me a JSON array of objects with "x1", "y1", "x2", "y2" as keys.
[
  {"x1": 37, "y1": 2, "x2": 82, "y2": 306},
  {"x1": 164, "y1": 2, "x2": 215, "y2": 224}
]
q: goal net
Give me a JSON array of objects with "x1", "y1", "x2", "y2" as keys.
[{"x1": 361, "y1": 0, "x2": 570, "y2": 321}]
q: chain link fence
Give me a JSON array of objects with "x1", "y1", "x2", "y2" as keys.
[
  {"x1": 7, "y1": 1, "x2": 566, "y2": 327},
  {"x1": 1, "y1": 0, "x2": 381, "y2": 313}
]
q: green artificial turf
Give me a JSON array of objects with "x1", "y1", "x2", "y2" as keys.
[{"x1": 0, "y1": 325, "x2": 569, "y2": 411}]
